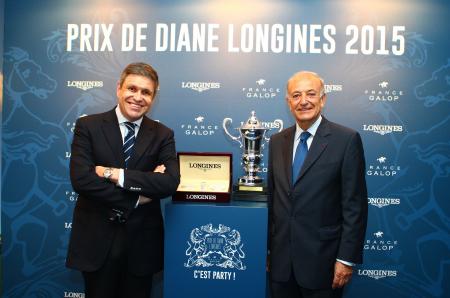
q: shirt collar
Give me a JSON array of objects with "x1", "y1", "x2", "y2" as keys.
[
  {"x1": 295, "y1": 115, "x2": 322, "y2": 141},
  {"x1": 115, "y1": 105, "x2": 143, "y2": 128}
]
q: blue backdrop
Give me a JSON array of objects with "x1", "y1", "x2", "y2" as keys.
[{"x1": 1, "y1": 0, "x2": 449, "y2": 297}]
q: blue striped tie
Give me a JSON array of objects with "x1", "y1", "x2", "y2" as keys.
[
  {"x1": 123, "y1": 121, "x2": 136, "y2": 168},
  {"x1": 292, "y1": 131, "x2": 311, "y2": 184}
]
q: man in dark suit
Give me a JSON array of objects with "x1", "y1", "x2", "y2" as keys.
[
  {"x1": 268, "y1": 71, "x2": 368, "y2": 298},
  {"x1": 66, "y1": 62, "x2": 180, "y2": 298}
]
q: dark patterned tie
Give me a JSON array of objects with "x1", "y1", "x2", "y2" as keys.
[
  {"x1": 292, "y1": 131, "x2": 311, "y2": 183},
  {"x1": 123, "y1": 121, "x2": 136, "y2": 168}
]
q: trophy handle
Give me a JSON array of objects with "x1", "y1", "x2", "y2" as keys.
[
  {"x1": 264, "y1": 119, "x2": 284, "y2": 142},
  {"x1": 223, "y1": 118, "x2": 243, "y2": 147}
]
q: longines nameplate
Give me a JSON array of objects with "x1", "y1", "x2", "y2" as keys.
[{"x1": 174, "y1": 152, "x2": 232, "y2": 203}]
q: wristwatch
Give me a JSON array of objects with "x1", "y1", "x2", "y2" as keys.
[{"x1": 103, "y1": 167, "x2": 114, "y2": 179}]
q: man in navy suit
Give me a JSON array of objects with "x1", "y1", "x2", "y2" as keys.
[
  {"x1": 66, "y1": 62, "x2": 180, "y2": 298},
  {"x1": 268, "y1": 71, "x2": 368, "y2": 298}
]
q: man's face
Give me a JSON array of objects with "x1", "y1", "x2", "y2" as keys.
[
  {"x1": 117, "y1": 74, "x2": 156, "y2": 122},
  {"x1": 286, "y1": 73, "x2": 326, "y2": 130}
]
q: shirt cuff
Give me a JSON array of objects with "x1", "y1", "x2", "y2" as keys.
[
  {"x1": 118, "y1": 169, "x2": 144, "y2": 208},
  {"x1": 336, "y1": 259, "x2": 355, "y2": 266},
  {"x1": 118, "y1": 168, "x2": 124, "y2": 187}
]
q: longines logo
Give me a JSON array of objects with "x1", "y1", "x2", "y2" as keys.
[
  {"x1": 67, "y1": 80, "x2": 103, "y2": 91},
  {"x1": 364, "y1": 81, "x2": 404, "y2": 102},
  {"x1": 357, "y1": 269, "x2": 397, "y2": 280},
  {"x1": 186, "y1": 194, "x2": 217, "y2": 200},
  {"x1": 189, "y1": 163, "x2": 222, "y2": 170},
  {"x1": 242, "y1": 78, "x2": 281, "y2": 99},
  {"x1": 368, "y1": 197, "x2": 400, "y2": 208},
  {"x1": 324, "y1": 84, "x2": 343, "y2": 94},
  {"x1": 181, "y1": 81, "x2": 221, "y2": 92},
  {"x1": 363, "y1": 124, "x2": 403, "y2": 135},
  {"x1": 239, "y1": 120, "x2": 283, "y2": 130},
  {"x1": 185, "y1": 223, "x2": 246, "y2": 281},
  {"x1": 64, "y1": 292, "x2": 85, "y2": 298},
  {"x1": 364, "y1": 231, "x2": 398, "y2": 251},
  {"x1": 366, "y1": 156, "x2": 401, "y2": 177},
  {"x1": 181, "y1": 115, "x2": 219, "y2": 136}
]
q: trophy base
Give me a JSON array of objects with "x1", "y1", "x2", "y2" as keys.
[
  {"x1": 238, "y1": 176, "x2": 263, "y2": 186},
  {"x1": 232, "y1": 185, "x2": 268, "y2": 202}
]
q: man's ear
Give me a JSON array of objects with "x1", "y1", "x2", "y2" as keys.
[
  {"x1": 116, "y1": 81, "x2": 121, "y2": 98},
  {"x1": 320, "y1": 94, "x2": 327, "y2": 108},
  {"x1": 286, "y1": 96, "x2": 292, "y2": 111}
]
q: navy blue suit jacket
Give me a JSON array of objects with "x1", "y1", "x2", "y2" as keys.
[
  {"x1": 66, "y1": 109, "x2": 180, "y2": 275},
  {"x1": 268, "y1": 117, "x2": 368, "y2": 289}
]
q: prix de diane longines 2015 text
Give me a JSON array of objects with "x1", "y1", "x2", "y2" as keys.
[{"x1": 66, "y1": 23, "x2": 405, "y2": 56}]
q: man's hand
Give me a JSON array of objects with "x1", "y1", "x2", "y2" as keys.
[
  {"x1": 138, "y1": 164, "x2": 166, "y2": 205},
  {"x1": 332, "y1": 261, "x2": 353, "y2": 289},
  {"x1": 153, "y1": 164, "x2": 166, "y2": 173},
  {"x1": 95, "y1": 165, "x2": 106, "y2": 177}
]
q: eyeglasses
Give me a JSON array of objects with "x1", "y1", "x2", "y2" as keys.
[{"x1": 288, "y1": 92, "x2": 322, "y2": 102}]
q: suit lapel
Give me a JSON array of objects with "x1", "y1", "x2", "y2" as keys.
[
  {"x1": 282, "y1": 126, "x2": 296, "y2": 188},
  {"x1": 101, "y1": 110, "x2": 126, "y2": 168},
  {"x1": 128, "y1": 116, "x2": 155, "y2": 168},
  {"x1": 294, "y1": 117, "x2": 331, "y2": 183}
]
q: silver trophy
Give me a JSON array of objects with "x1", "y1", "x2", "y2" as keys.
[{"x1": 223, "y1": 111, "x2": 283, "y2": 189}]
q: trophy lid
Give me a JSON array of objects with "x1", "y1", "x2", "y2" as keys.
[{"x1": 241, "y1": 111, "x2": 268, "y2": 130}]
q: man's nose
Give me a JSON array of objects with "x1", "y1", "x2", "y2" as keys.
[
  {"x1": 133, "y1": 91, "x2": 143, "y2": 100},
  {"x1": 297, "y1": 94, "x2": 308, "y2": 104}
]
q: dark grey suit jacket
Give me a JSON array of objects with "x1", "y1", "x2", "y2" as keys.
[
  {"x1": 268, "y1": 116, "x2": 368, "y2": 289},
  {"x1": 66, "y1": 108, "x2": 180, "y2": 275}
]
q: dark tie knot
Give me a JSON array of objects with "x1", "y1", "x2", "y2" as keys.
[
  {"x1": 300, "y1": 131, "x2": 311, "y2": 143},
  {"x1": 124, "y1": 121, "x2": 136, "y2": 131}
]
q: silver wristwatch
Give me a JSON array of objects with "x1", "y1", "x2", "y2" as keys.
[{"x1": 103, "y1": 167, "x2": 113, "y2": 179}]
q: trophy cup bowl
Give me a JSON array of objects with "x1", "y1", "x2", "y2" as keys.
[{"x1": 223, "y1": 111, "x2": 283, "y2": 201}]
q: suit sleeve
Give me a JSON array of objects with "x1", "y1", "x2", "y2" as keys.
[
  {"x1": 70, "y1": 117, "x2": 135, "y2": 206},
  {"x1": 337, "y1": 132, "x2": 368, "y2": 264},
  {"x1": 123, "y1": 128, "x2": 180, "y2": 199}
]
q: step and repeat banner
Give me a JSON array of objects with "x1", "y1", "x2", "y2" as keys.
[{"x1": 1, "y1": 0, "x2": 449, "y2": 297}]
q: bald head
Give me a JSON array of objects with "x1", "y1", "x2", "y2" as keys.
[{"x1": 286, "y1": 71, "x2": 325, "y2": 97}]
